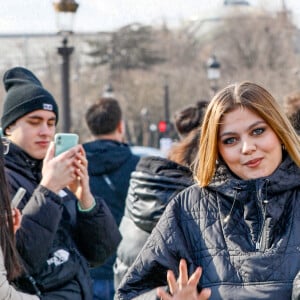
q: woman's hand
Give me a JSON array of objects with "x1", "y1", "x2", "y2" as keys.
[
  {"x1": 157, "y1": 259, "x2": 211, "y2": 300},
  {"x1": 12, "y1": 208, "x2": 22, "y2": 234}
]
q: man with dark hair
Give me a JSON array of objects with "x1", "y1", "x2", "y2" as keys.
[
  {"x1": 83, "y1": 97, "x2": 140, "y2": 300},
  {"x1": 85, "y1": 98, "x2": 122, "y2": 137},
  {"x1": 1, "y1": 67, "x2": 121, "y2": 299}
]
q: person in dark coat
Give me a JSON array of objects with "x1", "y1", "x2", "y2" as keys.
[
  {"x1": 83, "y1": 97, "x2": 140, "y2": 300},
  {"x1": 116, "y1": 81, "x2": 300, "y2": 300},
  {"x1": 114, "y1": 126, "x2": 201, "y2": 289},
  {"x1": 1, "y1": 66, "x2": 121, "y2": 300},
  {"x1": 113, "y1": 156, "x2": 194, "y2": 289}
]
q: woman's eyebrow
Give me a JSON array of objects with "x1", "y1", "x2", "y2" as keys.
[{"x1": 219, "y1": 120, "x2": 266, "y2": 138}]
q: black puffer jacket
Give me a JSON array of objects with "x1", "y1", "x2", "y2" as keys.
[
  {"x1": 116, "y1": 155, "x2": 300, "y2": 300},
  {"x1": 114, "y1": 156, "x2": 193, "y2": 289},
  {"x1": 5, "y1": 143, "x2": 121, "y2": 299}
]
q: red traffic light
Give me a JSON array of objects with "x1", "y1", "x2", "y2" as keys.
[{"x1": 158, "y1": 120, "x2": 167, "y2": 133}]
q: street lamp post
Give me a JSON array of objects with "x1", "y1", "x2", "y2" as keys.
[
  {"x1": 206, "y1": 54, "x2": 221, "y2": 96},
  {"x1": 163, "y1": 82, "x2": 170, "y2": 126},
  {"x1": 58, "y1": 38, "x2": 73, "y2": 132},
  {"x1": 163, "y1": 75, "x2": 170, "y2": 137},
  {"x1": 140, "y1": 108, "x2": 150, "y2": 146},
  {"x1": 53, "y1": 0, "x2": 79, "y2": 132}
]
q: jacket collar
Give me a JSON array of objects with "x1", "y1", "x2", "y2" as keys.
[
  {"x1": 208, "y1": 154, "x2": 300, "y2": 199},
  {"x1": 83, "y1": 139, "x2": 134, "y2": 174},
  {"x1": 4, "y1": 142, "x2": 43, "y2": 181}
]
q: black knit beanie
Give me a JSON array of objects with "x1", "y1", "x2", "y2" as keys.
[{"x1": 1, "y1": 67, "x2": 59, "y2": 134}]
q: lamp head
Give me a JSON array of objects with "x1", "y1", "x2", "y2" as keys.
[{"x1": 53, "y1": 0, "x2": 79, "y2": 34}]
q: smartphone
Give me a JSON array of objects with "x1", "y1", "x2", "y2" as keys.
[
  {"x1": 54, "y1": 133, "x2": 79, "y2": 156},
  {"x1": 11, "y1": 187, "x2": 26, "y2": 208}
]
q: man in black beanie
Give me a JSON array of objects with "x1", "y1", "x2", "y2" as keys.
[
  {"x1": 1, "y1": 66, "x2": 121, "y2": 299},
  {"x1": 1, "y1": 67, "x2": 59, "y2": 137}
]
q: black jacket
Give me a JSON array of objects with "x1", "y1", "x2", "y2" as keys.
[
  {"x1": 114, "y1": 156, "x2": 193, "y2": 289},
  {"x1": 116, "y1": 155, "x2": 300, "y2": 300},
  {"x1": 83, "y1": 139, "x2": 139, "y2": 280},
  {"x1": 5, "y1": 143, "x2": 121, "y2": 299}
]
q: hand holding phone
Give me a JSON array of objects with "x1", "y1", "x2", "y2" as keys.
[{"x1": 54, "y1": 133, "x2": 79, "y2": 156}]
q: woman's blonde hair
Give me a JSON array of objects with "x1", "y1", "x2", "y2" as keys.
[{"x1": 195, "y1": 81, "x2": 300, "y2": 187}]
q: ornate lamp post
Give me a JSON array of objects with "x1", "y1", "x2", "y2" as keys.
[
  {"x1": 206, "y1": 54, "x2": 221, "y2": 95},
  {"x1": 53, "y1": 0, "x2": 79, "y2": 132}
]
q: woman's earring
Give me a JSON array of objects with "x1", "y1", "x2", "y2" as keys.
[{"x1": 282, "y1": 144, "x2": 286, "y2": 151}]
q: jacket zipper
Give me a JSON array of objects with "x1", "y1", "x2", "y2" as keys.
[
  {"x1": 255, "y1": 180, "x2": 269, "y2": 251},
  {"x1": 255, "y1": 200, "x2": 268, "y2": 251}
]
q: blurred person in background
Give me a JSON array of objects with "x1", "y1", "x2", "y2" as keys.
[
  {"x1": 83, "y1": 97, "x2": 140, "y2": 300},
  {"x1": 169, "y1": 100, "x2": 207, "y2": 166},
  {"x1": 159, "y1": 100, "x2": 207, "y2": 157},
  {"x1": 113, "y1": 102, "x2": 204, "y2": 289},
  {"x1": 173, "y1": 100, "x2": 207, "y2": 140}
]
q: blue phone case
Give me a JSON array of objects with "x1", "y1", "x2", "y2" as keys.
[{"x1": 54, "y1": 133, "x2": 79, "y2": 156}]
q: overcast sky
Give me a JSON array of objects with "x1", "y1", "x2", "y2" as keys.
[{"x1": 0, "y1": 0, "x2": 299, "y2": 34}]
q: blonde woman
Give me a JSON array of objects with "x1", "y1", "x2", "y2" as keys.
[{"x1": 116, "y1": 82, "x2": 300, "y2": 300}]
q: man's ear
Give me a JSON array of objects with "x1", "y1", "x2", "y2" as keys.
[
  {"x1": 117, "y1": 120, "x2": 124, "y2": 134},
  {"x1": 4, "y1": 127, "x2": 11, "y2": 136},
  {"x1": 116, "y1": 120, "x2": 126, "y2": 142},
  {"x1": 5, "y1": 123, "x2": 15, "y2": 136}
]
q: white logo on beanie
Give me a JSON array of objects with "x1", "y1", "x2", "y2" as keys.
[{"x1": 43, "y1": 103, "x2": 53, "y2": 111}]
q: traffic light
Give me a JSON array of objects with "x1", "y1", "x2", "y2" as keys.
[{"x1": 158, "y1": 120, "x2": 167, "y2": 133}]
